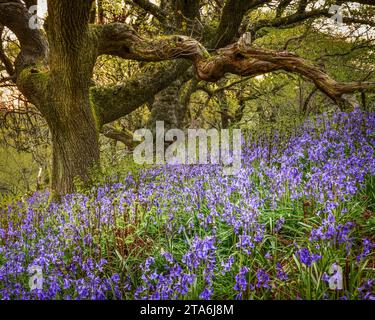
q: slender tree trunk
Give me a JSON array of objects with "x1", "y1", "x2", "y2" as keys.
[
  {"x1": 97, "y1": 0, "x2": 105, "y2": 24},
  {"x1": 217, "y1": 92, "x2": 231, "y2": 129}
]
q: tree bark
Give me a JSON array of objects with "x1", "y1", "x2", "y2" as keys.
[
  {"x1": 44, "y1": 0, "x2": 100, "y2": 199},
  {"x1": 150, "y1": 78, "x2": 187, "y2": 129},
  {"x1": 49, "y1": 115, "x2": 99, "y2": 197}
]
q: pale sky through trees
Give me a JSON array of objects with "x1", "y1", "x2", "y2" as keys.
[{"x1": 37, "y1": 0, "x2": 47, "y2": 18}]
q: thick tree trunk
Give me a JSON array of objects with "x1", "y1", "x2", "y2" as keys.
[
  {"x1": 45, "y1": 65, "x2": 100, "y2": 199},
  {"x1": 49, "y1": 111, "x2": 99, "y2": 199},
  {"x1": 45, "y1": 0, "x2": 99, "y2": 200}
]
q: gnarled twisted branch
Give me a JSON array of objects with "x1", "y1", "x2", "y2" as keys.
[{"x1": 96, "y1": 25, "x2": 375, "y2": 112}]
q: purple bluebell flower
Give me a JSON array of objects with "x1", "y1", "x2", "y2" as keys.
[
  {"x1": 276, "y1": 263, "x2": 288, "y2": 281},
  {"x1": 358, "y1": 279, "x2": 375, "y2": 300},
  {"x1": 234, "y1": 266, "x2": 249, "y2": 297},
  {"x1": 275, "y1": 218, "x2": 285, "y2": 233},
  {"x1": 297, "y1": 248, "x2": 321, "y2": 267},
  {"x1": 256, "y1": 269, "x2": 271, "y2": 289}
]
